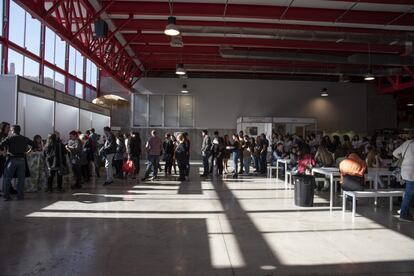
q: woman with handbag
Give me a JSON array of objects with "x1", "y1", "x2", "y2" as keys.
[
  {"x1": 393, "y1": 129, "x2": 414, "y2": 222},
  {"x1": 43, "y1": 133, "x2": 67, "y2": 192}
]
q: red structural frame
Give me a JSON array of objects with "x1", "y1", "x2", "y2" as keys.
[
  {"x1": 10, "y1": 0, "x2": 142, "y2": 92},
  {"x1": 0, "y1": 0, "x2": 103, "y2": 97}
]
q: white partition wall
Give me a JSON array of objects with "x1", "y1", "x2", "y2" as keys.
[
  {"x1": 0, "y1": 76, "x2": 111, "y2": 141},
  {"x1": 55, "y1": 103, "x2": 79, "y2": 142},
  {"x1": 92, "y1": 113, "x2": 111, "y2": 134},
  {"x1": 18, "y1": 93, "x2": 54, "y2": 139},
  {"x1": 79, "y1": 109, "x2": 92, "y2": 132}
]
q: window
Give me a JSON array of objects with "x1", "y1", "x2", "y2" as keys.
[
  {"x1": 8, "y1": 49, "x2": 24, "y2": 76},
  {"x1": 23, "y1": 56, "x2": 40, "y2": 82},
  {"x1": 9, "y1": 1, "x2": 25, "y2": 47},
  {"x1": 75, "y1": 82, "x2": 83, "y2": 99},
  {"x1": 68, "y1": 46, "x2": 76, "y2": 76},
  {"x1": 133, "y1": 94, "x2": 148, "y2": 127},
  {"x1": 25, "y1": 12, "x2": 41, "y2": 55},
  {"x1": 75, "y1": 51, "x2": 84, "y2": 80},
  {"x1": 85, "y1": 87, "x2": 97, "y2": 102},
  {"x1": 43, "y1": 66, "x2": 54, "y2": 88},
  {"x1": 0, "y1": 0, "x2": 3, "y2": 36},
  {"x1": 179, "y1": 95, "x2": 194, "y2": 127},
  {"x1": 86, "y1": 59, "x2": 98, "y2": 87},
  {"x1": 55, "y1": 71, "x2": 65, "y2": 92},
  {"x1": 67, "y1": 78, "x2": 75, "y2": 96},
  {"x1": 133, "y1": 94, "x2": 194, "y2": 127},
  {"x1": 164, "y1": 96, "x2": 179, "y2": 127},
  {"x1": 44, "y1": 27, "x2": 55, "y2": 64},
  {"x1": 149, "y1": 95, "x2": 163, "y2": 127},
  {"x1": 55, "y1": 35, "x2": 66, "y2": 69}
]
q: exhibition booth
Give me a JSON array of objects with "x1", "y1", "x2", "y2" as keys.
[
  {"x1": 237, "y1": 116, "x2": 317, "y2": 139},
  {"x1": 0, "y1": 75, "x2": 110, "y2": 142}
]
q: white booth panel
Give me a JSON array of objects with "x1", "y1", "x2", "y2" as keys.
[
  {"x1": 18, "y1": 93, "x2": 54, "y2": 139},
  {"x1": 80, "y1": 109, "x2": 92, "y2": 132},
  {"x1": 55, "y1": 103, "x2": 79, "y2": 142},
  {"x1": 0, "y1": 76, "x2": 17, "y2": 124},
  {"x1": 92, "y1": 113, "x2": 110, "y2": 134}
]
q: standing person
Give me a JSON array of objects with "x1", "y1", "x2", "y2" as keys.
[
  {"x1": 171, "y1": 135, "x2": 178, "y2": 175},
  {"x1": 238, "y1": 130, "x2": 245, "y2": 174},
  {"x1": 226, "y1": 134, "x2": 240, "y2": 179},
  {"x1": 100, "y1": 127, "x2": 116, "y2": 186},
  {"x1": 200, "y1": 130, "x2": 212, "y2": 177},
  {"x1": 393, "y1": 130, "x2": 414, "y2": 222},
  {"x1": 210, "y1": 131, "x2": 220, "y2": 174},
  {"x1": 129, "y1": 132, "x2": 142, "y2": 179},
  {"x1": 242, "y1": 135, "x2": 252, "y2": 175},
  {"x1": 223, "y1": 134, "x2": 231, "y2": 174},
  {"x1": 0, "y1": 122, "x2": 11, "y2": 195},
  {"x1": 249, "y1": 136, "x2": 257, "y2": 170},
  {"x1": 0, "y1": 125, "x2": 33, "y2": 201},
  {"x1": 113, "y1": 134, "x2": 126, "y2": 179},
  {"x1": 89, "y1": 128, "x2": 100, "y2": 177},
  {"x1": 175, "y1": 134, "x2": 187, "y2": 181},
  {"x1": 212, "y1": 136, "x2": 225, "y2": 176},
  {"x1": 142, "y1": 130, "x2": 163, "y2": 181},
  {"x1": 32, "y1": 135, "x2": 44, "y2": 152},
  {"x1": 253, "y1": 136, "x2": 262, "y2": 173},
  {"x1": 79, "y1": 134, "x2": 92, "y2": 183},
  {"x1": 43, "y1": 133, "x2": 67, "y2": 193},
  {"x1": 163, "y1": 133, "x2": 174, "y2": 176},
  {"x1": 66, "y1": 131, "x2": 82, "y2": 189},
  {"x1": 260, "y1": 133, "x2": 269, "y2": 175},
  {"x1": 183, "y1": 132, "x2": 191, "y2": 177}
]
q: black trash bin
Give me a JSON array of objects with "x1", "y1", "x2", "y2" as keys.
[{"x1": 293, "y1": 175, "x2": 315, "y2": 207}]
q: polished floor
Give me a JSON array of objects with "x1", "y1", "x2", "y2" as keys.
[{"x1": 1, "y1": 164, "x2": 414, "y2": 276}]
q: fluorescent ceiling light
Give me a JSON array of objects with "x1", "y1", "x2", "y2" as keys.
[{"x1": 407, "y1": 103, "x2": 414, "y2": 107}]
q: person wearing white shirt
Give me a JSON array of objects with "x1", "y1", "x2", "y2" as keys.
[{"x1": 393, "y1": 129, "x2": 414, "y2": 222}]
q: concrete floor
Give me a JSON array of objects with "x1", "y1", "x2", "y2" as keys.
[{"x1": 1, "y1": 165, "x2": 414, "y2": 276}]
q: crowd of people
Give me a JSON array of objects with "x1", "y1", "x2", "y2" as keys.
[{"x1": 0, "y1": 121, "x2": 413, "y2": 222}]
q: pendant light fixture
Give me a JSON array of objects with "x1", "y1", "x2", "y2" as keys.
[
  {"x1": 320, "y1": 88, "x2": 328, "y2": 97},
  {"x1": 181, "y1": 84, "x2": 189, "y2": 93},
  {"x1": 164, "y1": 1, "x2": 180, "y2": 36},
  {"x1": 176, "y1": 63, "x2": 186, "y2": 75},
  {"x1": 365, "y1": 44, "x2": 375, "y2": 81}
]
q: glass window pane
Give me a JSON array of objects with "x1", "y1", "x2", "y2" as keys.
[
  {"x1": 23, "y1": 56, "x2": 40, "y2": 82},
  {"x1": 68, "y1": 46, "x2": 76, "y2": 76},
  {"x1": 43, "y1": 66, "x2": 54, "y2": 88},
  {"x1": 133, "y1": 94, "x2": 148, "y2": 127},
  {"x1": 67, "y1": 78, "x2": 75, "y2": 96},
  {"x1": 9, "y1": 1, "x2": 25, "y2": 48},
  {"x1": 91, "y1": 63, "x2": 97, "y2": 87},
  {"x1": 86, "y1": 59, "x2": 91, "y2": 84},
  {"x1": 8, "y1": 49, "x2": 23, "y2": 76},
  {"x1": 76, "y1": 51, "x2": 84, "y2": 80},
  {"x1": 164, "y1": 95, "x2": 178, "y2": 127},
  {"x1": 75, "y1": 82, "x2": 83, "y2": 99},
  {"x1": 25, "y1": 13, "x2": 41, "y2": 55},
  {"x1": 149, "y1": 95, "x2": 163, "y2": 127},
  {"x1": 179, "y1": 95, "x2": 193, "y2": 127},
  {"x1": 55, "y1": 35, "x2": 66, "y2": 69},
  {"x1": 44, "y1": 27, "x2": 55, "y2": 64},
  {"x1": 55, "y1": 71, "x2": 65, "y2": 92},
  {"x1": 0, "y1": 0, "x2": 3, "y2": 36}
]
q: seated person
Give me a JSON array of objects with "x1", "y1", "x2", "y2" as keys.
[
  {"x1": 296, "y1": 145, "x2": 316, "y2": 175},
  {"x1": 339, "y1": 152, "x2": 367, "y2": 191}
]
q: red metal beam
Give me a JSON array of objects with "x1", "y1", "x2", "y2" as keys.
[
  {"x1": 45, "y1": 0, "x2": 65, "y2": 17},
  {"x1": 14, "y1": 0, "x2": 141, "y2": 91}
]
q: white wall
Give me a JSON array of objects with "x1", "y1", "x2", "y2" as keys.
[
  {"x1": 136, "y1": 78, "x2": 388, "y2": 133},
  {"x1": 100, "y1": 76, "x2": 397, "y2": 134}
]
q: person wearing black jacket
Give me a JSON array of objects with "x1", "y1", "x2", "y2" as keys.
[
  {"x1": 66, "y1": 131, "x2": 82, "y2": 189},
  {"x1": 163, "y1": 133, "x2": 175, "y2": 176},
  {"x1": 43, "y1": 133, "x2": 67, "y2": 192},
  {"x1": 0, "y1": 125, "x2": 33, "y2": 201},
  {"x1": 200, "y1": 130, "x2": 212, "y2": 177},
  {"x1": 209, "y1": 131, "x2": 219, "y2": 174},
  {"x1": 175, "y1": 134, "x2": 187, "y2": 181},
  {"x1": 0, "y1": 122, "x2": 10, "y2": 196},
  {"x1": 100, "y1": 127, "x2": 116, "y2": 185},
  {"x1": 129, "y1": 132, "x2": 142, "y2": 179},
  {"x1": 212, "y1": 135, "x2": 225, "y2": 175}
]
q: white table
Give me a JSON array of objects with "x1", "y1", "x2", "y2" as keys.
[
  {"x1": 276, "y1": 159, "x2": 290, "y2": 187},
  {"x1": 311, "y1": 167, "x2": 340, "y2": 210}
]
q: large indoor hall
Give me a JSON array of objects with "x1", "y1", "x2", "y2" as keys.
[{"x1": 0, "y1": 0, "x2": 414, "y2": 275}]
